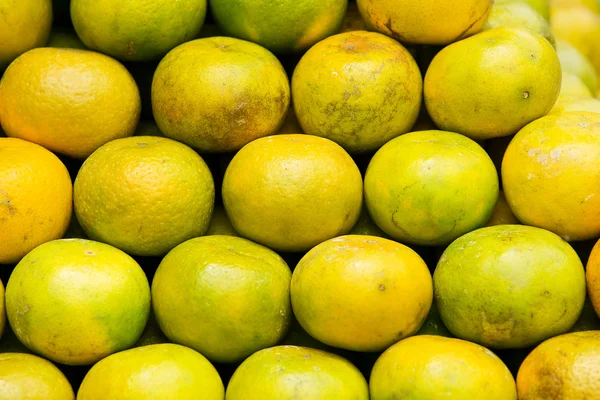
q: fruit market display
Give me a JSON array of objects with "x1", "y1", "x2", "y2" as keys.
[{"x1": 3, "y1": 0, "x2": 600, "y2": 399}]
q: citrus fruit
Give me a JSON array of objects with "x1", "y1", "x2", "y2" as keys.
[
  {"x1": 291, "y1": 235, "x2": 432, "y2": 352},
  {"x1": 517, "y1": 331, "x2": 600, "y2": 399},
  {"x1": 502, "y1": 112, "x2": 600, "y2": 241},
  {"x1": 348, "y1": 206, "x2": 389, "y2": 238},
  {"x1": 71, "y1": 0, "x2": 207, "y2": 61},
  {"x1": 74, "y1": 136, "x2": 215, "y2": 257},
  {"x1": 509, "y1": 0, "x2": 550, "y2": 20},
  {"x1": 550, "y1": 95, "x2": 600, "y2": 115},
  {"x1": 226, "y1": 346, "x2": 369, "y2": 400},
  {"x1": 46, "y1": 29, "x2": 86, "y2": 49},
  {"x1": 415, "y1": 303, "x2": 452, "y2": 337},
  {"x1": 370, "y1": 335, "x2": 517, "y2": 400},
  {"x1": 205, "y1": 204, "x2": 238, "y2": 236},
  {"x1": 364, "y1": 130, "x2": 498, "y2": 246},
  {"x1": 485, "y1": 190, "x2": 520, "y2": 227},
  {"x1": 556, "y1": 40, "x2": 598, "y2": 94},
  {"x1": 292, "y1": 31, "x2": 422, "y2": 153},
  {"x1": 482, "y1": 1, "x2": 555, "y2": 45},
  {"x1": 0, "y1": 48, "x2": 140, "y2": 159},
  {"x1": 586, "y1": 238, "x2": 600, "y2": 318},
  {"x1": 152, "y1": 37, "x2": 290, "y2": 152},
  {"x1": 424, "y1": 27, "x2": 561, "y2": 140},
  {"x1": 0, "y1": 280, "x2": 5, "y2": 339},
  {"x1": 152, "y1": 235, "x2": 292, "y2": 363},
  {"x1": 0, "y1": 353, "x2": 74, "y2": 400},
  {"x1": 0, "y1": 138, "x2": 72, "y2": 264},
  {"x1": 561, "y1": 71, "x2": 594, "y2": 97},
  {"x1": 356, "y1": 0, "x2": 492, "y2": 45},
  {"x1": 77, "y1": 344, "x2": 224, "y2": 400},
  {"x1": 210, "y1": 0, "x2": 346, "y2": 53},
  {"x1": 434, "y1": 225, "x2": 586, "y2": 348},
  {"x1": 134, "y1": 121, "x2": 164, "y2": 137},
  {"x1": 5, "y1": 239, "x2": 151, "y2": 365},
  {"x1": 340, "y1": 1, "x2": 368, "y2": 32},
  {"x1": 276, "y1": 107, "x2": 303, "y2": 134},
  {"x1": 551, "y1": 0, "x2": 600, "y2": 13},
  {"x1": 134, "y1": 313, "x2": 169, "y2": 347},
  {"x1": 0, "y1": 0, "x2": 52, "y2": 68},
  {"x1": 570, "y1": 297, "x2": 600, "y2": 332},
  {"x1": 222, "y1": 134, "x2": 362, "y2": 252}
]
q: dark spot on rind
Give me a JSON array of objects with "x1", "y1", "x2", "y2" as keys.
[
  {"x1": 379, "y1": 284, "x2": 386, "y2": 291},
  {"x1": 523, "y1": 91, "x2": 530, "y2": 99}
]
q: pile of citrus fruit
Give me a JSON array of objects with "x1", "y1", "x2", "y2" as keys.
[{"x1": 3, "y1": 0, "x2": 600, "y2": 398}]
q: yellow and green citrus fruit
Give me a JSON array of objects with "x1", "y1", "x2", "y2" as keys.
[
  {"x1": 210, "y1": 0, "x2": 347, "y2": 53},
  {"x1": 74, "y1": 136, "x2": 215, "y2": 257},
  {"x1": 425, "y1": 27, "x2": 561, "y2": 140},
  {"x1": 500, "y1": 0, "x2": 549, "y2": 20},
  {"x1": 340, "y1": 1, "x2": 368, "y2": 32},
  {"x1": 560, "y1": 71, "x2": 594, "y2": 98},
  {"x1": 77, "y1": 344, "x2": 224, "y2": 400},
  {"x1": 292, "y1": 31, "x2": 422, "y2": 153},
  {"x1": 415, "y1": 302, "x2": 452, "y2": 337},
  {"x1": 0, "y1": 48, "x2": 140, "y2": 159},
  {"x1": 502, "y1": 112, "x2": 600, "y2": 241},
  {"x1": 348, "y1": 205, "x2": 389, "y2": 238},
  {"x1": 71, "y1": 0, "x2": 207, "y2": 61},
  {"x1": 549, "y1": 95, "x2": 600, "y2": 114},
  {"x1": 356, "y1": 0, "x2": 492, "y2": 45},
  {"x1": 517, "y1": 331, "x2": 600, "y2": 399},
  {"x1": 485, "y1": 190, "x2": 520, "y2": 227},
  {"x1": 0, "y1": 0, "x2": 52, "y2": 69},
  {"x1": 46, "y1": 29, "x2": 86, "y2": 49},
  {"x1": 222, "y1": 134, "x2": 362, "y2": 252},
  {"x1": 205, "y1": 204, "x2": 238, "y2": 237},
  {"x1": 483, "y1": 1, "x2": 555, "y2": 45},
  {"x1": 291, "y1": 235, "x2": 432, "y2": 352},
  {"x1": 552, "y1": 0, "x2": 600, "y2": 13},
  {"x1": 0, "y1": 138, "x2": 72, "y2": 265},
  {"x1": 0, "y1": 353, "x2": 74, "y2": 400},
  {"x1": 226, "y1": 346, "x2": 369, "y2": 400},
  {"x1": 364, "y1": 130, "x2": 498, "y2": 246},
  {"x1": 434, "y1": 225, "x2": 586, "y2": 348},
  {"x1": 276, "y1": 107, "x2": 303, "y2": 135},
  {"x1": 5, "y1": 239, "x2": 151, "y2": 365},
  {"x1": 556, "y1": 39, "x2": 598, "y2": 94},
  {"x1": 152, "y1": 235, "x2": 292, "y2": 363},
  {"x1": 0, "y1": 280, "x2": 5, "y2": 339},
  {"x1": 152, "y1": 37, "x2": 290, "y2": 152},
  {"x1": 586, "y1": 238, "x2": 600, "y2": 318},
  {"x1": 134, "y1": 313, "x2": 169, "y2": 347},
  {"x1": 569, "y1": 297, "x2": 600, "y2": 332},
  {"x1": 370, "y1": 335, "x2": 517, "y2": 400}
]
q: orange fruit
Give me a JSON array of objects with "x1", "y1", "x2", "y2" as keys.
[
  {"x1": 517, "y1": 331, "x2": 600, "y2": 399},
  {"x1": 222, "y1": 134, "x2": 362, "y2": 252},
  {"x1": 291, "y1": 235, "x2": 432, "y2": 352},
  {"x1": 0, "y1": 48, "x2": 140, "y2": 159},
  {"x1": 0, "y1": 138, "x2": 72, "y2": 264},
  {"x1": 152, "y1": 37, "x2": 290, "y2": 152},
  {"x1": 586, "y1": 238, "x2": 600, "y2": 318},
  {"x1": 485, "y1": 190, "x2": 520, "y2": 227},
  {"x1": 74, "y1": 136, "x2": 215, "y2": 256}
]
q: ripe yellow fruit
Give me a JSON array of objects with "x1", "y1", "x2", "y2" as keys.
[
  {"x1": 549, "y1": 95, "x2": 600, "y2": 114},
  {"x1": 74, "y1": 136, "x2": 215, "y2": 256},
  {"x1": 556, "y1": 40, "x2": 598, "y2": 94},
  {"x1": 78, "y1": 344, "x2": 224, "y2": 400},
  {"x1": 364, "y1": 130, "x2": 498, "y2": 246},
  {"x1": 292, "y1": 31, "x2": 422, "y2": 152},
  {"x1": 222, "y1": 134, "x2": 363, "y2": 252},
  {"x1": 425, "y1": 27, "x2": 561, "y2": 140},
  {"x1": 517, "y1": 331, "x2": 600, "y2": 399},
  {"x1": 152, "y1": 37, "x2": 290, "y2": 152},
  {"x1": 512, "y1": 0, "x2": 550, "y2": 20},
  {"x1": 586, "y1": 239, "x2": 600, "y2": 318},
  {"x1": 0, "y1": 48, "x2": 140, "y2": 158},
  {"x1": 0, "y1": 353, "x2": 74, "y2": 400},
  {"x1": 370, "y1": 335, "x2": 517, "y2": 400},
  {"x1": 226, "y1": 346, "x2": 369, "y2": 400},
  {"x1": 485, "y1": 190, "x2": 520, "y2": 227},
  {"x1": 0, "y1": 280, "x2": 5, "y2": 339},
  {"x1": 561, "y1": 71, "x2": 594, "y2": 98},
  {"x1": 434, "y1": 225, "x2": 586, "y2": 348},
  {"x1": 6, "y1": 239, "x2": 151, "y2": 365},
  {"x1": 348, "y1": 206, "x2": 389, "y2": 238},
  {"x1": 0, "y1": 138, "x2": 72, "y2": 264},
  {"x1": 483, "y1": 1, "x2": 555, "y2": 45},
  {"x1": 502, "y1": 112, "x2": 600, "y2": 241},
  {"x1": 291, "y1": 235, "x2": 432, "y2": 352},
  {"x1": 205, "y1": 204, "x2": 238, "y2": 236},
  {"x1": 0, "y1": 0, "x2": 52, "y2": 68},
  {"x1": 152, "y1": 235, "x2": 292, "y2": 363},
  {"x1": 356, "y1": 0, "x2": 492, "y2": 45}
]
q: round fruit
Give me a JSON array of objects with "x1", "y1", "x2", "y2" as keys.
[
  {"x1": 416, "y1": 303, "x2": 452, "y2": 337},
  {"x1": 0, "y1": 280, "x2": 5, "y2": 339},
  {"x1": 226, "y1": 346, "x2": 369, "y2": 400},
  {"x1": 364, "y1": 130, "x2": 498, "y2": 246},
  {"x1": 504, "y1": 0, "x2": 549, "y2": 20},
  {"x1": 556, "y1": 40, "x2": 598, "y2": 94},
  {"x1": 0, "y1": 138, "x2": 72, "y2": 264},
  {"x1": 586, "y1": 239, "x2": 600, "y2": 318},
  {"x1": 424, "y1": 27, "x2": 561, "y2": 140},
  {"x1": 152, "y1": 235, "x2": 292, "y2": 363},
  {"x1": 482, "y1": 1, "x2": 554, "y2": 45},
  {"x1": 291, "y1": 235, "x2": 432, "y2": 352},
  {"x1": 222, "y1": 134, "x2": 362, "y2": 252},
  {"x1": 370, "y1": 335, "x2": 517, "y2": 400},
  {"x1": 205, "y1": 204, "x2": 238, "y2": 236},
  {"x1": 77, "y1": 344, "x2": 224, "y2": 400},
  {"x1": 502, "y1": 112, "x2": 600, "y2": 241},
  {"x1": 6, "y1": 239, "x2": 151, "y2": 365},
  {"x1": 348, "y1": 206, "x2": 389, "y2": 238},
  {"x1": 0, "y1": 353, "x2": 74, "y2": 400},
  {"x1": 549, "y1": 95, "x2": 600, "y2": 115},
  {"x1": 134, "y1": 313, "x2": 169, "y2": 347},
  {"x1": 356, "y1": 0, "x2": 492, "y2": 45},
  {"x1": 71, "y1": 0, "x2": 207, "y2": 61},
  {"x1": 484, "y1": 191, "x2": 520, "y2": 227},
  {"x1": 570, "y1": 297, "x2": 600, "y2": 332},
  {"x1": 46, "y1": 30, "x2": 87, "y2": 49},
  {"x1": 152, "y1": 37, "x2": 289, "y2": 152},
  {"x1": 434, "y1": 225, "x2": 586, "y2": 348},
  {"x1": 517, "y1": 331, "x2": 600, "y2": 399},
  {"x1": 292, "y1": 31, "x2": 422, "y2": 153},
  {"x1": 0, "y1": 0, "x2": 52, "y2": 68},
  {"x1": 560, "y1": 71, "x2": 594, "y2": 98},
  {"x1": 211, "y1": 0, "x2": 346, "y2": 53},
  {"x1": 0, "y1": 48, "x2": 140, "y2": 158},
  {"x1": 74, "y1": 136, "x2": 215, "y2": 256}
]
